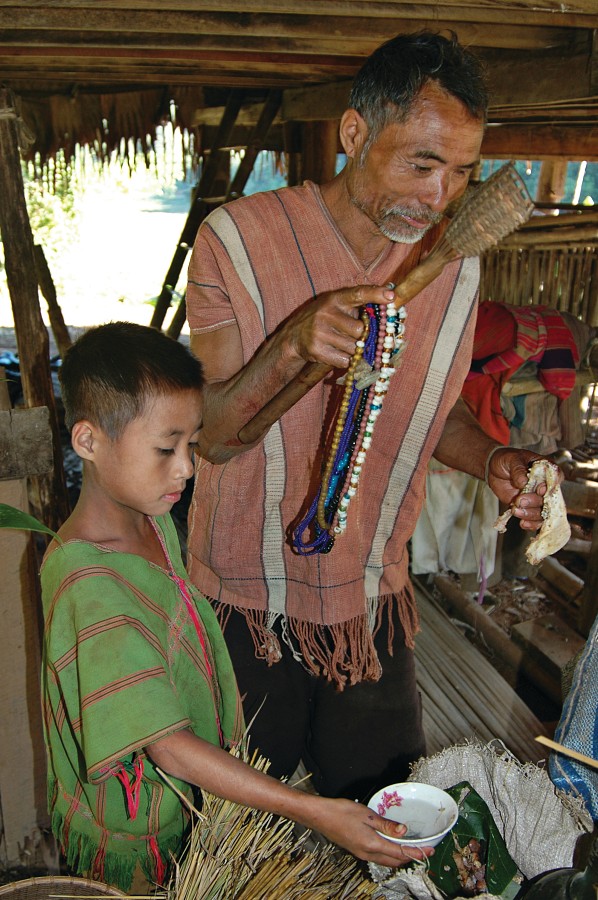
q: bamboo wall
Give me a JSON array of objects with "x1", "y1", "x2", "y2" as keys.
[
  {"x1": 480, "y1": 211, "x2": 598, "y2": 325},
  {"x1": 480, "y1": 245, "x2": 598, "y2": 324}
]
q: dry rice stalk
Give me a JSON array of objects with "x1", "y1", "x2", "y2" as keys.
[{"x1": 162, "y1": 746, "x2": 377, "y2": 900}]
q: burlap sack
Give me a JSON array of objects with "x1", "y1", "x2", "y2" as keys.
[{"x1": 369, "y1": 739, "x2": 592, "y2": 900}]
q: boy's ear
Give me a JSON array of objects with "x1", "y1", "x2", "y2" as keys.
[
  {"x1": 339, "y1": 108, "x2": 368, "y2": 159},
  {"x1": 70, "y1": 420, "x2": 96, "y2": 460}
]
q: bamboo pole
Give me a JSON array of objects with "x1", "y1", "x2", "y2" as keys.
[{"x1": 33, "y1": 243, "x2": 72, "y2": 360}]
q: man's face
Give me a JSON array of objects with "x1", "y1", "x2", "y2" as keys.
[{"x1": 346, "y1": 82, "x2": 485, "y2": 244}]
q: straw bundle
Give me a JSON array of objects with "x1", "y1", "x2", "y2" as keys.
[{"x1": 161, "y1": 748, "x2": 376, "y2": 900}]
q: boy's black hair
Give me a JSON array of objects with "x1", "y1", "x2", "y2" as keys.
[
  {"x1": 349, "y1": 31, "x2": 489, "y2": 140},
  {"x1": 59, "y1": 321, "x2": 204, "y2": 439}
]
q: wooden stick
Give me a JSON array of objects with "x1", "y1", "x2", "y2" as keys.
[
  {"x1": 535, "y1": 734, "x2": 598, "y2": 770},
  {"x1": 237, "y1": 162, "x2": 533, "y2": 444},
  {"x1": 237, "y1": 241, "x2": 456, "y2": 444}
]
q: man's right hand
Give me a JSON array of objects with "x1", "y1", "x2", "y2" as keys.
[
  {"x1": 281, "y1": 283, "x2": 398, "y2": 370},
  {"x1": 191, "y1": 282, "x2": 398, "y2": 461}
]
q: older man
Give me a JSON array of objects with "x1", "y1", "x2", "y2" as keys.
[{"x1": 185, "y1": 31, "x2": 546, "y2": 801}]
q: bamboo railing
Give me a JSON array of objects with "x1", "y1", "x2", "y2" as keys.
[{"x1": 480, "y1": 209, "x2": 598, "y2": 325}]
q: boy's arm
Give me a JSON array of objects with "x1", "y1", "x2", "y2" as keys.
[{"x1": 145, "y1": 728, "x2": 432, "y2": 868}]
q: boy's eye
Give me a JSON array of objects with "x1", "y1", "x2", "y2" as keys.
[{"x1": 158, "y1": 448, "x2": 175, "y2": 456}]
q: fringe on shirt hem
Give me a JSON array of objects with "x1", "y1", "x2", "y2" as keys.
[
  {"x1": 214, "y1": 587, "x2": 420, "y2": 691},
  {"x1": 50, "y1": 807, "x2": 181, "y2": 892}
]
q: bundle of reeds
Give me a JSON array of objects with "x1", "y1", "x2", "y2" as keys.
[{"x1": 160, "y1": 749, "x2": 377, "y2": 900}]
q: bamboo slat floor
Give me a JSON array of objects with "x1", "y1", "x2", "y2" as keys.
[{"x1": 414, "y1": 581, "x2": 550, "y2": 765}]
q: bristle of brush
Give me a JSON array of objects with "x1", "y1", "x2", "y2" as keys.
[{"x1": 447, "y1": 162, "x2": 535, "y2": 257}]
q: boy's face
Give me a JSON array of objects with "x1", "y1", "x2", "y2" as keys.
[{"x1": 90, "y1": 387, "x2": 203, "y2": 518}]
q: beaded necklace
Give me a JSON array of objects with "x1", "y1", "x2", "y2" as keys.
[{"x1": 292, "y1": 297, "x2": 407, "y2": 555}]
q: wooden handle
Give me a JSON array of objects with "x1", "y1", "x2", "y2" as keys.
[
  {"x1": 236, "y1": 245, "x2": 456, "y2": 444},
  {"x1": 535, "y1": 735, "x2": 598, "y2": 770},
  {"x1": 238, "y1": 361, "x2": 330, "y2": 444}
]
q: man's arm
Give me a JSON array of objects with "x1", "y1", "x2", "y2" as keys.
[
  {"x1": 434, "y1": 398, "x2": 547, "y2": 530},
  {"x1": 191, "y1": 284, "x2": 397, "y2": 464}
]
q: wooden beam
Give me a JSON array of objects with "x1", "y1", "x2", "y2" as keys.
[
  {"x1": 0, "y1": 22, "x2": 583, "y2": 54},
  {"x1": 9, "y1": 70, "x2": 306, "y2": 89},
  {"x1": 591, "y1": 27, "x2": 598, "y2": 95},
  {"x1": 4, "y1": 6, "x2": 583, "y2": 49},
  {"x1": 481, "y1": 123, "x2": 598, "y2": 160},
  {"x1": 0, "y1": 1, "x2": 596, "y2": 30},
  {"x1": 281, "y1": 47, "x2": 594, "y2": 121},
  {"x1": 283, "y1": 81, "x2": 351, "y2": 123}
]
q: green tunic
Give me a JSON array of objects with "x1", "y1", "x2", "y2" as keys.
[{"x1": 41, "y1": 514, "x2": 245, "y2": 891}]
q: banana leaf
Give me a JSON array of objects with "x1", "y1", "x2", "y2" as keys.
[
  {"x1": 0, "y1": 503, "x2": 61, "y2": 543},
  {"x1": 422, "y1": 781, "x2": 521, "y2": 899}
]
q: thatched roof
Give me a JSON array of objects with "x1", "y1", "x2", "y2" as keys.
[{"x1": 2, "y1": 1, "x2": 598, "y2": 164}]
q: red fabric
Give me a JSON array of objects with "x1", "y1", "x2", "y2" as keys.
[{"x1": 462, "y1": 301, "x2": 580, "y2": 442}]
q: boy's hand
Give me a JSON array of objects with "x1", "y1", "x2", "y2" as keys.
[{"x1": 308, "y1": 796, "x2": 435, "y2": 868}]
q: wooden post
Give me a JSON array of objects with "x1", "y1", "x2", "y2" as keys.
[
  {"x1": 283, "y1": 121, "x2": 302, "y2": 187},
  {"x1": 225, "y1": 89, "x2": 282, "y2": 201},
  {"x1": 0, "y1": 369, "x2": 57, "y2": 870},
  {"x1": 33, "y1": 243, "x2": 72, "y2": 360},
  {"x1": 536, "y1": 160, "x2": 568, "y2": 215},
  {"x1": 301, "y1": 120, "x2": 339, "y2": 185},
  {"x1": 0, "y1": 88, "x2": 69, "y2": 533},
  {"x1": 150, "y1": 89, "x2": 246, "y2": 330}
]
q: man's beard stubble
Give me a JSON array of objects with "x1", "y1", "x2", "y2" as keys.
[{"x1": 348, "y1": 186, "x2": 443, "y2": 245}]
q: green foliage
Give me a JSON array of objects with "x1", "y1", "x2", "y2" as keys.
[
  {"x1": 22, "y1": 156, "x2": 78, "y2": 257},
  {"x1": 0, "y1": 503, "x2": 61, "y2": 543},
  {"x1": 0, "y1": 154, "x2": 79, "y2": 281},
  {"x1": 422, "y1": 781, "x2": 520, "y2": 899}
]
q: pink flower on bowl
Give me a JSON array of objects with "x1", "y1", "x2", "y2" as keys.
[{"x1": 377, "y1": 789, "x2": 404, "y2": 816}]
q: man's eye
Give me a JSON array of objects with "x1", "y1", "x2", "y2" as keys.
[{"x1": 412, "y1": 164, "x2": 432, "y2": 174}]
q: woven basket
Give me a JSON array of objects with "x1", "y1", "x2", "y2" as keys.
[{"x1": 0, "y1": 877, "x2": 125, "y2": 900}]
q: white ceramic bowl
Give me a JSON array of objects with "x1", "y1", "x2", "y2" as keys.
[{"x1": 367, "y1": 781, "x2": 459, "y2": 848}]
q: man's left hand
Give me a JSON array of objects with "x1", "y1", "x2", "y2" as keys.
[{"x1": 486, "y1": 447, "x2": 557, "y2": 530}]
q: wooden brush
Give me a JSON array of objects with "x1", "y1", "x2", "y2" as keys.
[{"x1": 238, "y1": 162, "x2": 534, "y2": 444}]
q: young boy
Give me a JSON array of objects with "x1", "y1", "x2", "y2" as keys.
[{"x1": 41, "y1": 322, "x2": 431, "y2": 893}]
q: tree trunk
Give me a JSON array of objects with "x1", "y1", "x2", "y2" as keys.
[{"x1": 0, "y1": 87, "x2": 69, "y2": 532}]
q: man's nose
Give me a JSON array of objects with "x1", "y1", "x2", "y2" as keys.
[{"x1": 418, "y1": 171, "x2": 454, "y2": 213}]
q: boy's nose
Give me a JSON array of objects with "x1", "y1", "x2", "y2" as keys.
[{"x1": 177, "y1": 452, "x2": 195, "y2": 480}]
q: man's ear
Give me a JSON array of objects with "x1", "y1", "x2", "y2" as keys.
[
  {"x1": 71, "y1": 420, "x2": 96, "y2": 461},
  {"x1": 339, "y1": 108, "x2": 368, "y2": 159}
]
